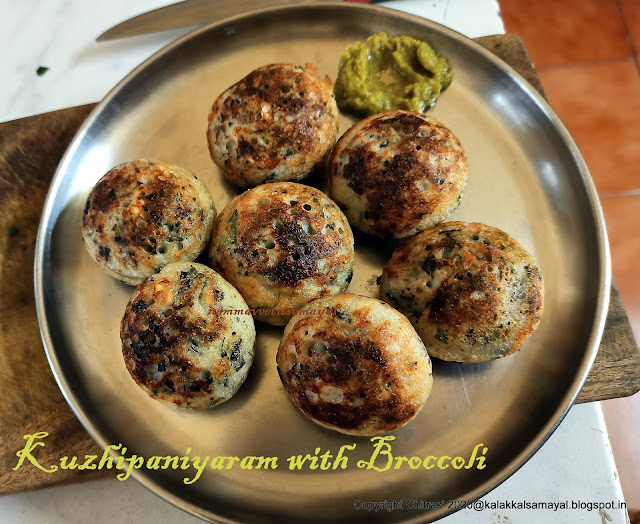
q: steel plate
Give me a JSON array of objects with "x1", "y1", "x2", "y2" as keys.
[{"x1": 35, "y1": 3, "x2": 610, "y2": 523}]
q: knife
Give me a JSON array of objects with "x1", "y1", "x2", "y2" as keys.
[{"x1": 96, "y1": 0, "x2": 377, "y2": 42}]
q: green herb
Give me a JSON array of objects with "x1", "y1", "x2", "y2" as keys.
[
  {"x1": 227, "y1": 210, "x2": 238, "y2": 245},
  {"x1": 36, "y1": 66, "x2": 49, "y2": 76}
]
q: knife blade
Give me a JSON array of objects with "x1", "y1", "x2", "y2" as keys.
[{"x1": 96, "y1": 0, "x2": 356, "y2": 42}]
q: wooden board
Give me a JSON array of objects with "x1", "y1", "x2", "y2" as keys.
[
  {"x1": 0, "y1": 35, "x2": 638, "y2": 495},
  {"x1": 0, "y1": 104, "x2": 114, "y2": 493}
]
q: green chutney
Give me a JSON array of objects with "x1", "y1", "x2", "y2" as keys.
[{"x1": 334, "y1": 32, "x2": 452, "y2": 116}]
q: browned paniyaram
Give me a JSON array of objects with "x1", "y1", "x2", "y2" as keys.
[
  {"x1": 120, "y1": 262, "x2": 255, "y2": 408},
  {"x1": 209, "y1": 182, "x2": 355, "y2": 326},
  {"x1": 207, "y1": 63, "x2": 339, "y2": 188},
  {"x1": 82, "y1": 160, "x2": 216, "y2": 285},
  {"x1": 379, "y1": 222, "x2": 544, "y2": 363},
  {"x1": 328, "y1": 110, "x2": 467, "y2": 238},
  {"x1": 276, "y1": 293, "x2": 433, "y2": 436}
]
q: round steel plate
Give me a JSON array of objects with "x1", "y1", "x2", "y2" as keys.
[{"x1": 35, "y1": 3, "x2": 610, "y2": 523}]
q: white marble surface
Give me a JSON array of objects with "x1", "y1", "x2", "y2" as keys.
[{"x1": 0, "y1": 0, "x2": 628, "y2": 523}]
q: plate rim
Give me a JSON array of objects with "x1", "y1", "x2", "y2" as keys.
[{"x1": 34, "y1": 3, "x2": 612, "y2": 523}]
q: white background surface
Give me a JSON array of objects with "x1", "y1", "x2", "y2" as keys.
[{"x1": 0, "y1": 0, "x2": 629, "y2": 523}]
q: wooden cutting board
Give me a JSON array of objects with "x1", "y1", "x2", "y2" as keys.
[{"x1": 0, "y1": 35, "x2": 638, "y2": 495}]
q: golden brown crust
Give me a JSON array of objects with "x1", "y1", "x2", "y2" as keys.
[
  {"x1": 207, "y1": 63, "x2": 339, "y2": 188},
  {"x1": 328, "y1": 110, "x2": 467, "y2": 238},
  {"x1": 120, "y1": 262, "x2": 255, "y2": 408},
  {"x1": 379, "y1": 222, "x2": 544, "y2": 363},
  {"x1": 209, "y1": 183, "x2": 355, "y2": 325},
  {"x1": 82, "y1": 160, "x2": 216, "y2": 284},
  {"x1": 276, "y1": 294, "x2": 433, "y2": 436}
]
